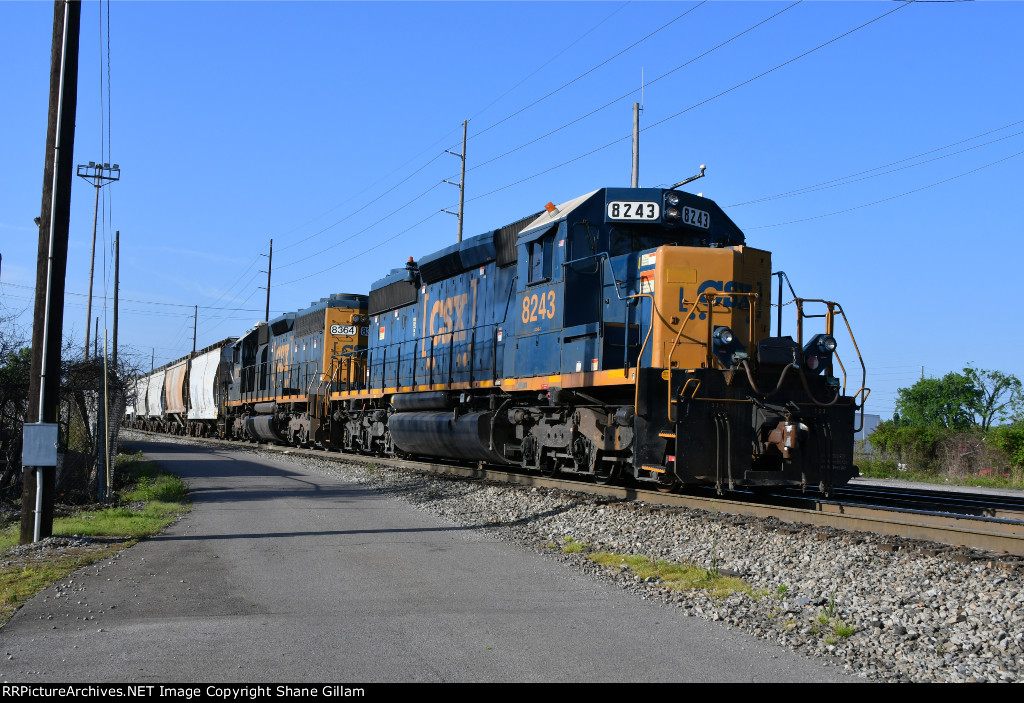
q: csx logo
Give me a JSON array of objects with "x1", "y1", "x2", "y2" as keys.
[
  {"x1": 429, "y1": 293, "x2": 469, "y2": 344},
  {"x1": 680, "y1": 280, "x2": 754, "y2": 320}
]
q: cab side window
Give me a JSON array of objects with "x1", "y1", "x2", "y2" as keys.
[{"x1": 528, "y1": 237, "x2": 552, "y2": 284}]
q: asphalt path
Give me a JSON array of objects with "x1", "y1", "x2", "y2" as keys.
[{"x1": 1, "y1": 439, "x2": 858, "y2": 683}]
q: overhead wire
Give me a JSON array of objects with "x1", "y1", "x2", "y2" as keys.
[
  {"x1": 463, "y1": 1, "x2": 632, "y2": 127},
  {"x1": 446, "y1": 0, "x2": 916, "y2": 210},
  {"x1": 276, "y1": 180, "x2": 446, "y2": 270},
  {"x1": 461, "y1": 0, "x2": 803, "y2": 179},
  {"x1": 729, "y1": 119, "x2": 1024, "y2": 207},
  {"x1": 457, "y1": 1, "x2": 707, "y2": 149},
  {"x1": 191, "y1": 253, "x2": 263, "y2": 316},
  {"x1": 745, "y1": 148, "x2": 1024, "y2": 230},
  {"x1": 274, "y1": 150, "x2": 450, "y2": 254},
  {"x1": 142, "y1": 2, "x2": 925, "y2": 358},
  {"x1": 276, "y1": 211, "x2": 445, "y2": 288},
  {"x1": 280, "y1": 1, "x2": 911, "y2": 290},
  {"x1": 3, "y1": 282, "x2": 269, "y2": 312},
  {"x1": 272, "y1": 2, "x2": 706, "y2": 270}
]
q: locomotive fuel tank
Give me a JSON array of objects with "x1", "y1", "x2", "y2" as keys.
[{"x1": 389, "y1": 410, "x2": 511, "y2": 464}]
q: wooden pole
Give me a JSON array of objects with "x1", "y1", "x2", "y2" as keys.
[{"x1": 21, "y1": 0, "x2": 82, "y2": 544}]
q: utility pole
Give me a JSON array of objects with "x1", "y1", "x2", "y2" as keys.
[
  {"x1": 260, "y1": 239, "x2": 272, "y2": 322},
  {"x1": 192, "y1": 305, "x2": 198, "y2": 355},
  {"x1": 631, "y1": 102, "x2": 640, "y2": 188},
  {"x1": 22, "y1": 0, "x2": 82, "y2": 544},
  {"x1": 76, "y1": 161, "x2": 119, "y2": 360},
  {"x1": 112, "y1": 230, "x2": 119, "y2": 369},
  {"x1": 443, "y1": 120, "x2": 468, "y2": 243}
]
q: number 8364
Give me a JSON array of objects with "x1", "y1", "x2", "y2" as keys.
[{"x1": 522, "y1": 290, "x2": 556, "y2": 323}]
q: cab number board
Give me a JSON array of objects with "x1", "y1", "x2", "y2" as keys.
[
  {"x1": 683, "y1": 206, "x2": 710, "y2": 229},
  {"x1": 607, "y1": 201, "x2": 659, "y2": 221}
]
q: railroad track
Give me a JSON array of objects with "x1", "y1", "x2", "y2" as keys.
[{"x1": 123, "y1": 431, "x2": 1024, "y2": 558}]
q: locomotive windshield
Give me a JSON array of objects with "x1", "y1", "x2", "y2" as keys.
[
  {"x1": 570, "y1": 221, "x2": 695, "y2": 261},
  {"x1": 608, "y1": 226, "x2": 681, "y2": 256}
]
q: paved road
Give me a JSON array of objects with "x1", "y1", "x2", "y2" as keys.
[{"x1": 1, "y1": 439, "x2": 857, "y2": 683}]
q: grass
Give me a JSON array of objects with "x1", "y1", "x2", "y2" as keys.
[
  {"x1": 833, "y1": 620, "x2": 856, "y2": 638},
  {"x1": 561, "y1": 536, "x2": 586, "y2": 553},
  {"x1": 0, "y1": 450, "x2": 189, "y2": 627},
  {"x1": 588, "y1": 551, "x2": 755, "y2": 597},
  {"x1": 809, "y1": 587, "x2": 856, "y2": 641},
  {"x1": 857, "y1": 457, "x2": 1024, "y2": 490}
]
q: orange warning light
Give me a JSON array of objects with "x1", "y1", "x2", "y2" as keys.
[{"x1": 545, "y1": 202, "x2": 556, "y2": 213}]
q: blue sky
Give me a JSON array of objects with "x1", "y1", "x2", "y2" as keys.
[{"x1": 2, "y1": 0, "x2": 1022, "y2": 420}]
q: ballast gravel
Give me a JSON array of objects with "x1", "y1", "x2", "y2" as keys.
[{"x1": 279, "y1": 452, "x2": 1023, "y2": 684}]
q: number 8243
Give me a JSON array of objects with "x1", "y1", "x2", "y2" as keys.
[{"x1": 522, "y1": 291, "x2": 556, "y2": 324}]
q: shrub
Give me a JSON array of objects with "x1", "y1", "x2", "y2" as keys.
[{"x1": 989, "y1": 423, "x2": 1024, "y2": 468}]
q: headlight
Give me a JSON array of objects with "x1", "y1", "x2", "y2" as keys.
[
  {"x1": 802, "y1": 334, "x2": 837, "y2": 375},
  {"x1": 665, "y1": 207, "x2": 680, "y2": 219},
  {"x1": 666, "y1": 192, "x2": 680, "y2": 206},
  {"x1": 714, "y1": 326, "x2": 735, "y2": 345}
]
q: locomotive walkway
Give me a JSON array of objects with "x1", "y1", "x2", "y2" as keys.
[{"x1": 1, "y1": 439, "x2": 856, "y2": 683}]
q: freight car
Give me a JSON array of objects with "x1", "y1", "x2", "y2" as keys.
[
  {"x1": 130, "y1": 185, "x2": 868, "y2": 493},
  {"x1": 127, "y1": 338, "x2": 236, "y2": 437}
]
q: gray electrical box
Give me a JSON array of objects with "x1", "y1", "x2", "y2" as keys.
[{"x1": 22, "y1": 423, "x2": 59, "y2": 467}]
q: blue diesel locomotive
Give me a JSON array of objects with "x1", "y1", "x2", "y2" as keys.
[
  {"x1": 325, "y1": 186, "x2": 868, "y2": 492},
  {"x1": 131, "y1": 186, "x2": 868, "y2": 493}
]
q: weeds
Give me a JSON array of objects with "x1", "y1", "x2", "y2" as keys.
[
  {"x1": 825, "y1": 586, "x2": 837, "y2": 619},
  {"x1": 833, "y1": 620, "x2": 856, "y2": 638},
  {"x1": 587, "y1": 551, "x2": 754, "y2": 597},
  {"x1": 0, "y1": 450, "x2": 190, "y2": 628},
  {"x1": 561, "y1": 536, "x2": 586, "y2": 553}
]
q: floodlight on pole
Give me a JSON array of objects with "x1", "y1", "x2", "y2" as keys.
[{"x1": 76, "y1": 161, "x2": 120, "y2": 360}]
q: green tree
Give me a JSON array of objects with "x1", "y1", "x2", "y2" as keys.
[
  {"x1": 963, "y1": 366, "x2": 1022, "y2": 431},
  {"x1": 894, "y1": 371, "x2": 981, "y2": 430}
]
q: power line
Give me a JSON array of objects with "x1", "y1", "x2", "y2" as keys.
[
  {"x1": 462, "y1": 1, "x2": 708, "y2": 148},
  {"x1": 274, "y1": 163, "x2": 447, "y2": 268},
  {"x1": 746, "y1": 148, "x2": 1024, "y2": 230},
  {"x1": 462, "y1": 1, "x2": 803, "y2": 179},
  {"x1": 729, "y1": 119, "x2": 1024, "y2": 207},
  {"x1": 276, "y1": 210, "x2": 444, "y2": 286},
  {"x1": 641, "y1": 2, "x2": 916, "y2": 133},
  {"x1": 464, "y1": 1, "x2": 632, "y2": 127},
  {"x1": 275, "y1": 180, "x2": 446, "y2": 271},
  {"x1": 450, "y1": 1, "x2": 915, "y2": 211},
  {"x1": 270, "y1": 3, "x2": 705, "y2": 266},
  {"x1": 0, "y1": 282, "x2": 268, "y2": 312}
]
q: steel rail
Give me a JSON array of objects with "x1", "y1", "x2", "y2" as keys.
[
  {"x1": 830, "y1": 484, "x2": 1024, "y2": 522},
  {"x1": 125, "y1": 431, "x2": 1024, "y2": 557}
]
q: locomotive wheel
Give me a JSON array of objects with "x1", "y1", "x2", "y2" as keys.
[
  {"x1": 594, "y1": 462, "x2": 621, "y2": 486},
  {"x1": 655, "y1": 474, "x2": 681, "y2": 493}
]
